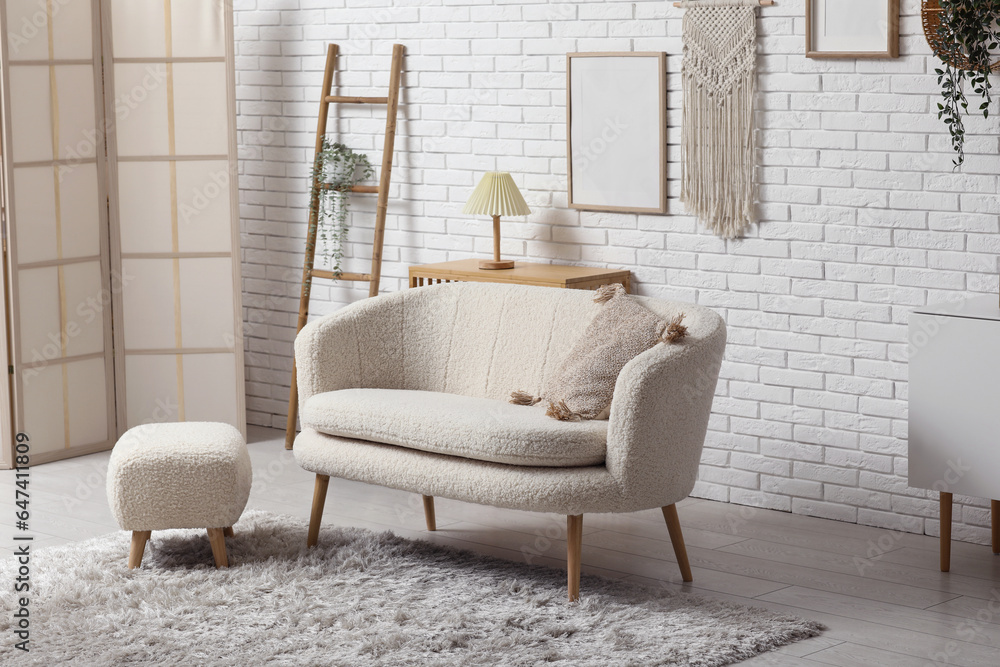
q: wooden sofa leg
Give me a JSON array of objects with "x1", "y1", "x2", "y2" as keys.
[
  {"x1": 567, "y1": 515, "x2": 583, "y2": 601},
  {"x1": 308, "y1": 474, "x2": 330, "y2": 548},
  {"x1": 422, "y1": 495, "x2": 436, "y2": 531},
  {"x1": 223, "y1": 526, "x2": 234, "y2": 538},
  {"x1": 128, "y1": 530, "x2": 151, "y2": 569},
  {"x1": 207, "y1": 528, "x2": 228, "y2": 568},
  {"x1": 662, "y1": 504, "x2": 693, "y2": 582}
]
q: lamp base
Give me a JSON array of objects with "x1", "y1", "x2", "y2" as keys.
[{"x1": 479, "y1": 259, "x2": 515, "y2": 270}]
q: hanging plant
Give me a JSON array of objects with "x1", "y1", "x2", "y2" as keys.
[
  {"x1": 924, "y1": 0, "x2": 1000, "y2": 168},
  {"x1": 309, "y1": 137, "x2": 374, "y2": 276}
]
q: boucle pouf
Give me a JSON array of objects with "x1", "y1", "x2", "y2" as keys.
[{"x1": 106, "y1": 422, "x2": 252, "y2": 569}]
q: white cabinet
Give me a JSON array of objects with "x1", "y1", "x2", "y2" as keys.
[{"x1": 909, "y1": 295, "x2": 1000, "y2": 571}]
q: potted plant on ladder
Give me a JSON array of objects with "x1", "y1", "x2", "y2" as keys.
[{"x1": 310, "y1": 137, "x2": 375, "y2": 277}]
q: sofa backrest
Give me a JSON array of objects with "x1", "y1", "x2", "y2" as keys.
[{"x1": 337, "y1": 281, "x2": 719, "y2": 402}]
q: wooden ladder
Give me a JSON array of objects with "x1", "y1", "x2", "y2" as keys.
[{"x1": 284, "y1": 43, "x2": 404, "y2": 449}]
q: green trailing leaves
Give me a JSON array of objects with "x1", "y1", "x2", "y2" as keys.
[
  {"x1": 309, "y1": 138, "x2": 375, "y2": 277},
  {"x1": 934, "y1": 0, "x2": 1000, "y2": 168}
]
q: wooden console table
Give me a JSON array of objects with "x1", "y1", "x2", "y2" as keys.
[
  {"x1": 909, "y1": 295, "x2": 1000, "y2": 571},
  {"x1": 408, "y1": 259, "x2": 631, "y2": 293}
]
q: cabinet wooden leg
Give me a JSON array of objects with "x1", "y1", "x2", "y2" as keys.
[
  {"x1": 422, "y1": 495, "x2": 436, "y2": 531},
  {"x1": 567, "y1": 515, "x2": 583, "y2": 602},
  {"x1": 940, "y1": 491, "x2": 953, "y2": 572},
  {"x1": 207, "y1": 528, "x2": 228, "y2": 568},
  {"x1": 128, "y1": 530, "x2": 151, "y2": 569},
  {"x1": 308, "y1": 474, "x2": 330, "y2": 548},
  {"x1": 992, "y1": 499, "x2": 999, "y2": 555},
  {"x1": 662, "y1": 504, "x2": 694, "y2": 582}
]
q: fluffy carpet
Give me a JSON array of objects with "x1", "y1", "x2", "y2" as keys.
[{"x1": 0, "y1": 510, "x2": 821, "y2": 665}]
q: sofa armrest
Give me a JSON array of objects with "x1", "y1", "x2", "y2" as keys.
[
  {"x1": 605, "y1": 313, "x2": 726, "y2": 507},
  {"x1": 294, "y1": 290, "x2": 409, "y2": 407}
]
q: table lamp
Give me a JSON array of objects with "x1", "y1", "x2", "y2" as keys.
[{"x1": 462, "y1": 172, "x2": 531, "y2": 270}]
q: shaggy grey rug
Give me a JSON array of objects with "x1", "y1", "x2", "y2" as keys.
[{"x1": 0, "y1": 510, "x2": 821, "y2": 665}]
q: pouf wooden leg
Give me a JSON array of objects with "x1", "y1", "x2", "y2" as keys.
[
  {"x1": 224, "y1": 526, "x2": 234, "y2": 538},
  {"x1": 207, "y1": 528, "x2": 229, "y2": 568},
  {"x1": 129, "y1": 530, "x2": 151, "y2": 569}
]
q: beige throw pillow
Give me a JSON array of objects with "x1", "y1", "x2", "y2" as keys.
[{"x1": 511, "y1": 283, "x2": 687, "y2": 421}]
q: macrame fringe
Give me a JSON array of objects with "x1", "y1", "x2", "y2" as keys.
[
  {"x1": 546, "y1": 400, "x2": 583, "y2": 422},
  {"x1": 680, "y1": 5, "x2": 758, "y2": 239},
  {"x1": 676, "y1": 0, "x2": 761, "y2": 7},
  {"x1": 661, "y1": 313, "x2": 688, "y2": 343},
  {"x1": 593, "y1": 283, "x2": 623, "y2": 304},
  {"x1": 509, "y1": 390, "x2": 541, "y2": 406}
]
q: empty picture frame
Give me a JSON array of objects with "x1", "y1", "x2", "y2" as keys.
[
  {"x1": 567, "y1": 52, "x2": 666, "y2": 214},
  {"x1": 806, "y1": 0, "x2": 900, "y2": 59}
]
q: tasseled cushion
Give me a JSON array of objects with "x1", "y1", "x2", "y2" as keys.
[{"x1": 510, "y1": 283, "x2": 687, "y2": 421}]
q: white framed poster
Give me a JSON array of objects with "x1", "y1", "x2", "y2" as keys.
[
  {"x1": 806, "y1": 0, "x2": 900, "y2": 59},
  {"x1": 566, "y1": 52, "x2": 666, "y2": 214}
]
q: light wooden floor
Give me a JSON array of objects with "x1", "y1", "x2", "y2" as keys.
[{"x1": 3, "y1": 426, "x2": 1000, "y2": 666}]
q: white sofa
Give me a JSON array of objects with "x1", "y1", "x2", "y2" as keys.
[{"x1": 293, "y1": 282, "x2": 726, "y2": 599}]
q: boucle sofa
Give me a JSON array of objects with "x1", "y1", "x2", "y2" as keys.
[{"x1": 293, "y1": 282, "x2": 726, "y2": 599}]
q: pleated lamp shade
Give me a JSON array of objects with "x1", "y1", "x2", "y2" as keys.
[
  {"x1": 462, "y1": 172, "x2": 530, "y2": 270},
  {"x1": 462, "y1": 172, "x2": 531, "y2": 217}
]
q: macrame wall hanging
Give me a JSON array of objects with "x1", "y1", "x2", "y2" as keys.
[{"x1": 677, "y1": 0, "x2": 764, "y2": 239}]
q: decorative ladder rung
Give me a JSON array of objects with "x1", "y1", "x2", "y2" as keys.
[
  {"x1": 309, "y1": 270, "x2": 372, "y2": 282},
  {"x1": 324, "y1": 95, "x2": 388, "y2": 104},
  {"x1": 317, "y1": 183, "x2": 380, "y2": 193}
]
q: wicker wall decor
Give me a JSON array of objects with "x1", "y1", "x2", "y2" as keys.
[{"x1": 922, "y1": 0, "x2": 1000, "y2": 72}]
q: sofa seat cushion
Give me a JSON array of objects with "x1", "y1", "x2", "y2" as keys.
[{"x1": 300, "y1": 388, "x2": 607, "y2": 467}]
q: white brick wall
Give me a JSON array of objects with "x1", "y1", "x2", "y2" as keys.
[{"x1": 234, "y1": 0, "x2": 1000, "y2": 544}]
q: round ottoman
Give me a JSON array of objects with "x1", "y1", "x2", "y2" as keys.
[{"x1": 107, "y1": 422, "x2": 252, "y2": 569}]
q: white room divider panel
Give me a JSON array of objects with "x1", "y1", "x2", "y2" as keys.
[
  {"x1": 0, "y1": 0, "x2": 244, "y2": 464},
  {"x1": 103, "y1": 0, "x2": 244, "y2": 430},
  {"x1": 0, "y1": 0, "x2": 116, "y2": 462}
]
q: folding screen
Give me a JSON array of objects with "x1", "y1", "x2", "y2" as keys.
[
  {"x1": 0, "y1": 0, "x2": 244, "y2": 464},
  {"x1": 104, "y1": 0, "x2": 243, "y2": 430},
  {"x1": 0, "y1": 0, "x2": 116, "y2": 461}
]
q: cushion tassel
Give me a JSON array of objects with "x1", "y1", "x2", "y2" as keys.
[
  {"x1": 546, "y1": 400, "x2": 583, "y2": 422},
  {"x1": 509, "y1": 390, "x2": 541, "y2": 406},
  {"x1": 661, "y1": 314, "x2": 688, "y2": 343},
  {"x1": 593, "y1": 284, "x2": 623, "y2": 304}
]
